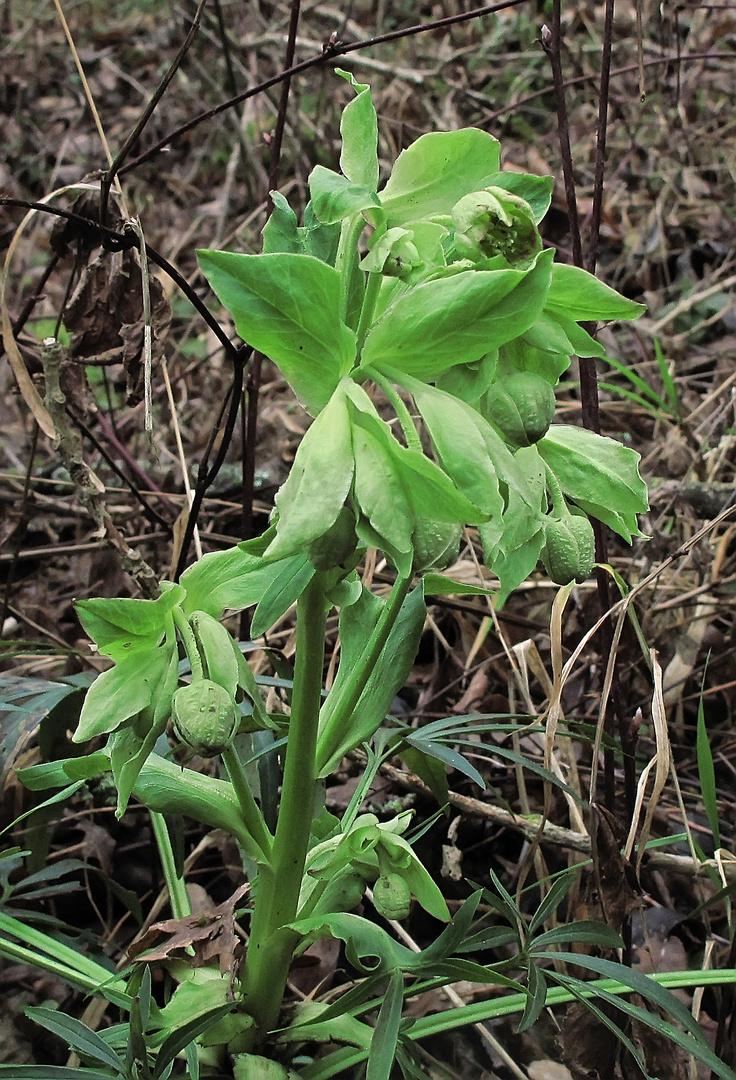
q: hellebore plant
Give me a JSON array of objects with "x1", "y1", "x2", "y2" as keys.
[{"x1": 14, "y1": 72, "x2": 713, "y2": 1080}]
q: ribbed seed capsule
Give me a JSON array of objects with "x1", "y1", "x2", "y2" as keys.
[
  {"x1": 542, "y1": 515, "x2": 595, "y2": 585},
  {"x1": 172, "y1": 679, "x2": 239, "y2": 757},
  {"x1": 372, "y1": 873, "x2": 412, "y2": 921},
  {"x1": 484, "y1": 372, "x2": 556, "y2": 447}
]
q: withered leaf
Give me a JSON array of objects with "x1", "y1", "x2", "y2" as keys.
[
  {"x1": 64, "y1": 245, "x2": 171, "y2": 404},
  {"x1": 128, "y1": 882, "x2": 248, "y2": 975}
]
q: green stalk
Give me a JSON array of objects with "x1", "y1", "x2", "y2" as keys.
[
  {"x1": 239, "y1": 573, "x2": 328, "y2": 1041},
  {"x1": 172, "y1": 607, "x2": 203, "y2": 680},
  {"x1": 363, "y1": 365, "x2": 422, "y2": 452},
  {"x1": 355, "y1": 271, "x2": 382, "y2": 355},
  {"x1": 222, "y1": 745, "x2": 274, "y2": 860},
  {"x1": 543, "y1": 461, "x2": 568, "y2": 518},
  {"x1": 150, "y1": 811, "x2": 191, "y2": 920},
  {"x1": 299, "y1": 970, "x2": 736, "y2": 1080},
  {"x1": 316, "y1": 572, "x2": 412, "y2": 774},
  {"x1": 0, "y1": 912, "x2": 130, "y2": 1008},
  {"x1": 335, "y1": 214, "x2": 366, "y2": 325}
]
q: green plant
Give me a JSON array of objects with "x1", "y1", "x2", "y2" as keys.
[{"x1": 7, "y1": 72, "x2": 730, "y2": 1080}]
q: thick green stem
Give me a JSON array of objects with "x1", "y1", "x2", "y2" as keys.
[
  {"x1": 316, "y1": 573, "x2": 412, "y2": 774},
  {"x1": 221, "y1": 745, "x2": 273, "y2": 861},
  {"x1": 239, "y1": 574, "x2": 328, "y2": 1041}
]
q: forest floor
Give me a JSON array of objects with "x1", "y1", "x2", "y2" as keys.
[{"x1": 1, "y1": 1, "x2": 736, "y2": 1077}]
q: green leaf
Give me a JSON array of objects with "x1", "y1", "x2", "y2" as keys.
[
  {"x1": 153, "y1": 1004, "x2": 238, "y2": 1079},
  {"x1": 309, "y1": 166, "x2": 380, "y2": 225},
  {"x1": 109, "y1": 709, "x2": 168, "y2": 818},
  {"x1": 478, "y1": 171, "x2": 554, "y2": 224},
  {"x1": 303, "y1": 202, "x2": 342, "y2": 265},
  {"x1": 0, "y1": 1069, "x2": 120, "y2": 1079},
  {"x1": 530, "y1": 921, "x2": 624, "y2": 950},
  {"x1": 366, "y1": 970, "x2": 405, "y2": 1080},
  {"x1": 132, "y1": 753, "x2": 264, "y2": 859},
  {"x1": 498, "y1": 336, "x2": 571, "y2": 384},
  {"x1": 538, "y1": 952, "x2": 705, "y2": 1040},
  {"x1": 527, "y1": 869, "x2": 577, "y2": 934},
  {"x1": 336, "y1": 69, "x2": 379, "y2": 191},
  {"x1": 24, "y1": 1006, "x2": 124, "y2": 1073},
  {"x1": 317, "y1": 587, "x2": 426, "y2": 774},
  {"x1": 75, "y1": 585, "x2": 185, "y2": 660},
  {"x1": 480, "y1": 444, "x2": 547, "y2": 605},
  {"x1": 421, "y1": 575, "x2": 495, "y2": 598},
  {"x1": 545, "y1": 264, "x2": 645, "y2": 322},
  {"x1": 180, "y1": 546, "x2": 285, "y2": 618},
  {"x1": 518, "y1": 962, "x2": 547, "y2": 1033},
  {"x1": 434, "y1": 350, "x2": 498, "y2": 405},
  {"x1": 697, "y1": 660, "x2": 720, "y2": 850},
  {"x1": 538, "y1": 426, "x2": 648, "y2": 542},
  {"x1": 379, "y1": 129, "x2": 501, "y2": 225},
  {"x1": 546, "y1": 311, "x2": 607, "y2": 358},
  {"x1": 290, "y1": 912, "x2": 411, "y2": 975},
  {"x1": 264, "y1": 383, "x2": 354, "y2": 560},
  {"x1": 363, "y1": 251, "x2": 553, "y2": 379},
  {"x1": 261, "y1": 191, "x2": 302, "y2": 254},
  {"x1": 398, "y1": 374, "x2": 505, "y2": 517},
  {"x1": 72, "y1": 642, "x2": 176, "y2": 743},
  {"x1": 351, "y1": 421, "x2": 414, "y2": 565},
  {"x1": 551, "y1": 970, "x2": 736, "y2": 1080},
  {"x1": 396, "y1": 743, "x2": 449, "y2": 807},
  {"x1": 251, "y1": 553, "x2": 315, "y2": 638},
  {"x1": 197, "y1": 250, "x2": 355, "y2": 415}
]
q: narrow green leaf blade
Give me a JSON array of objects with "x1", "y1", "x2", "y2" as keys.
[
  {"x1": 697, "y1": 661, "x2": 720, "y2": 850},
  {"x1": 366, "y1": 970, "x2": 405, "y2": 1080}
]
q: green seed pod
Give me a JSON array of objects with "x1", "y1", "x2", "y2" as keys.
[
  {"x1": 172, "y1": 679, "x2": 239, "y2": 757},
  {"x1": 484, "y1": 372, "x2": 556, "y2": 447},
  {"x1": 306, "y1": 504, "x2": 358, "y2": 571},
  {"x1": 372, "y1": 873, "x2": 412, "y2": 921},
  {"x1": 567, "y1": 513, "x2": 596, "y2": 579},
  {"x1": 541, "y1": 514, "x2": 595, "y2": 586},
  {"x1": 412, "y1": 519, "x2": 462, "y2": 573}
]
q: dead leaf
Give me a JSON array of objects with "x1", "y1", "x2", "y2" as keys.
[
  {"x1": 64, "y1": 245, "x2": 171, "y2": 404},
  {"x1": 529, "y1": 1062, "x2": 573, "y2": 1080},
  {"x1": 128, "y1": 882, "x2": 248, "y2": 975},
  {"x1": 560, "y1": 1001, "x2": 621, "y2": 1080}
]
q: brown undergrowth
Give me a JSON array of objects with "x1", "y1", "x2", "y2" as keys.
[{"x1": 1, "y1": 1, "x2": 736, "y2": 1076}]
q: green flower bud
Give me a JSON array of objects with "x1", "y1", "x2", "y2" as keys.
[
  {"x1": 484, "y1": 372, "x2": 556, "y2": 447},
  {"x1": 451, "y1": 186, "x2": 542, "y2": 267},
  {"x1": 541, "y1": 514, "x2": 596, "y2": 585},
  {"x1": 360, "y1": 227, "x2": 424, "y2": 279},
  {"x1": 172, "y1": 679, "x2": 239, "y2": 757},
  {"x1": 412, "y1": 519, "x2": 462, "y2": 573},
  {"x1": 372, "y1": 873, "x2": 412, "y2": 921}
]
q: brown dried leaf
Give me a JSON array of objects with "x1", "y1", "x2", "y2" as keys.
[
  {"x1": 64, "y1": 245, "x2": 171, "y2": 404},
  {"x1": 128, "y1": 882, "x2": 248, "y2": 975},
  {"x1": 560, "y1": 1001, "x2": 621, "y2": 1080}
]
